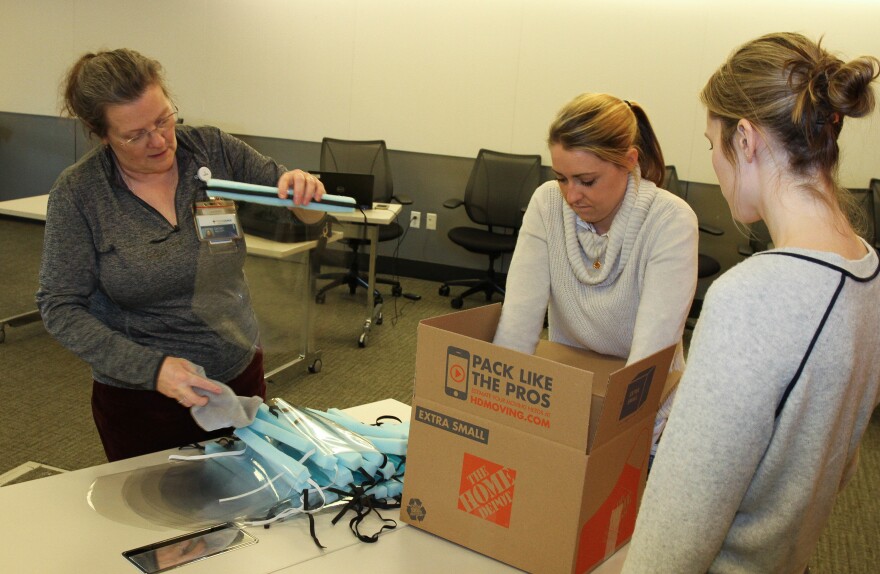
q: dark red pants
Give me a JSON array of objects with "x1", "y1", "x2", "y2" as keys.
[{"x1": 92, "y1": 348, "x2": 265, "y2": 462}]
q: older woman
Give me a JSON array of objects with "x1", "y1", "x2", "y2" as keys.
[
  {"x1": 625, "y1": 33, "x2": 880, "y2": 573},
  {"x1": 37, "y1": 48, "x2": 323, "y2": 461}
]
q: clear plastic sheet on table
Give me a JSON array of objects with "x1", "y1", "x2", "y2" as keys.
[{"x1": 89, "y1": 399, "x2": 409, "y2": 544}]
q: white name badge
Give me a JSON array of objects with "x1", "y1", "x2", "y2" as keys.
[{"x1": 193, "y1": 199, "x2": 242, "y2": 243}]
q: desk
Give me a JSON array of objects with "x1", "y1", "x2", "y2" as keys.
[
  {"x1": 245, "y1": 230, "x2": 342, "y2": 377},
  {"x1": 0, "y1": 194, "x2": 334, "y2": 377},
  {"x1": 0, "y1": 194, "x2": 49, "y2": 221},
  {"x1": 0, "y1": 398, "x2": 628, "y2": 573},
  {"x1": 328, "y1": 202, "x2": 403, "y2": 347},
  {"x1": 0, "y1": 195, "x2": 48, "y2": 342}
]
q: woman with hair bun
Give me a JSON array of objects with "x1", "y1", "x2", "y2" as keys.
[{"x1": 625, "y1": 33, "x2": 880, "y2": 573}]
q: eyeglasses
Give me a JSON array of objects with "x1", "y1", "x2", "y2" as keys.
[{"x1": 119, "y1": 106, "x2": 179, "y2": 147}]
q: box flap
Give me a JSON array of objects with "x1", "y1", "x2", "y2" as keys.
[
  {"x1": 535, "y1": 341, "x2": 625, "y2": 398},
  {"x1": 414, "y1": 306, "x2": 594, "y2": 451},
  {"x1": 418, "y1": 304, "x2": 503, "y2": 343},
  {"x1": 588, "y1": 345, "x2": 675, "y2": 451}
]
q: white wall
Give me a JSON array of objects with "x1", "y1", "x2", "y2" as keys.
[{"x1": 2, "y1": 0, "x2": 878, "y2": 185}]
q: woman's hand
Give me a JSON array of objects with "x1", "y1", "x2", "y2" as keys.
[
  {"x1": 156, "y1": 356, "x2": 221, "y2": 407},
  {"x1": 277, "y1": 169, "x2": 325, "y2": 206}
]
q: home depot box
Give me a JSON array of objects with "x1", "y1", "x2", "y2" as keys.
[{"x1": 401, "y1": 304, "x2": 675, "y2": 574}]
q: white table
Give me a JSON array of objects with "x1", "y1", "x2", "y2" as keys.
[
  {"x1": 0, "y1": 398, "x2": 628, "y2": 573},
  {"x1": 327, "y1": 202, "x2": 403, "y2": 347},
  {"x1": 0, "y1": 400, "x2": 407, "y2": 574}
]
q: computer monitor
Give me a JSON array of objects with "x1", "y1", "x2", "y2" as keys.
[{"x1": 310, "y1": 171, "x2": 375, "y2": 209}]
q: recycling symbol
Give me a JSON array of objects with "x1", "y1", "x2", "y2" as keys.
[{"x1": 406, "y1": 498, "x2": 427, "y2": 522}]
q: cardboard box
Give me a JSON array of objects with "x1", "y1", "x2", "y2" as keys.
[{"x1": 401, "y1": 304, "x2": 675, "y2": 574}]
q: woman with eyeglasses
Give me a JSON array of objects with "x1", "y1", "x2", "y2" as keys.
[
  {"x1": 37, "y1": 48, "x2": 323, "y2": 461},
  {"x1": 623, "y1": 33, "x2": 880, "y2": 573}
]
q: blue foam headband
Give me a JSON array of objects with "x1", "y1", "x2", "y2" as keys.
[{"x1": 205, "y1": 178, "x2": 356, "y2": 213}]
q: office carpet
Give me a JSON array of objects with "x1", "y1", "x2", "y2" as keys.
[{"x1": 1, "y1": 215, "x2": 878, "y2": 572}]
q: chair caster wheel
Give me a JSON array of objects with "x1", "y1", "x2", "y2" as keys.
[
  {"x1": 376, "y1": 312, "x2": 383, "y2": 326},
  {"x1": 451, "y1": 297, "x2": 464, "y2": 309},
  {"x1": 315, "y1": 293, "x2": 326, "y2": 304},
  {"x1": 308, "y1": 359, "x2": 323, "y2": 374},
  {"x1": 392, "y1": 285, "x2": 403, "y2": 297},
  {"x1": 439, "y1": 285, "x2": 450, "y2": 296},
  {"x1": 358, "y1": 333, "x2": 368, "y2": 347}
]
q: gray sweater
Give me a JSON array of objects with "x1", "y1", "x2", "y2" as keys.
[
  {"x1": 493, "y1": 172, "x2": 698, "y2": 368},
  {"x1": 624, "y1": 242, "x2": 880, "y2": 573},
  {"x1": 37, "y1": 126, "x2": 286, "y2": 390}
]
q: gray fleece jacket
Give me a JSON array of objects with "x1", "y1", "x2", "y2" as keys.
[{"x1": 37, "y1": 126, "x2": 286, "y2": 390}]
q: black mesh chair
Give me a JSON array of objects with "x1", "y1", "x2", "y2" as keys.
[
  {"x1": 663, "y1": 166, "x2": 722, "y2": 325},
  {"x1": 865, "y1": 178, "x2": 879, "y2": 249},
  {"x1": 439, "y1": 149, "x2": 542, "y2": 309},
  {"x1": 739, "y1": 180, "x2": 879, "y2": 256},
  {"x1": 314, "y1": 138, "x2": 412, "y2": 305}
]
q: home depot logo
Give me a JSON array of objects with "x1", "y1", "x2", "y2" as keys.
[{"x1": 457, "y1": 453, "x2": 517, "y2": 527}]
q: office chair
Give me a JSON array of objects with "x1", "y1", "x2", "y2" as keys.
[
  {"x1": 314, "y1": 138, "x2": 413, "y2": 307},
  {"x1": 866, "y1": 178, "x2": 879, "y2": 249},
  {"x1": 663, "y1": 166, "x2": 722, "y2": 326},
  {"x1": 739, "y1": 181, "x2": 879, "y2": 257},
  {"x1": 439, "y1": 149, "x2": 542, "y2": 309},
  {"x1": 737, "y1": 219, "x2": 773, "y2": 257}
]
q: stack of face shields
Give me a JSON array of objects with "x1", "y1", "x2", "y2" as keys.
[{"x1": 167, "y1": 398, "x2": 409, "y2": 545}]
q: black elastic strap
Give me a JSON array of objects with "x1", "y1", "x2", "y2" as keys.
[
  {"x1": 374, "y1": 414, "x2": 403, "y2": 426},
  {"x1": 347, "y1": 501, "x2": 398, "y2": 543},
  {"x1": 328, "y1": 484, "x2": 398, "y2": 543},
  {"x1": 302, "y1": 488, "x2": 326, "y2": 549}
]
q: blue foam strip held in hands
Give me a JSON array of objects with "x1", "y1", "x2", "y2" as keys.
[{"x1": 205, "y1": 178, "x2": 356, "y2": 213}]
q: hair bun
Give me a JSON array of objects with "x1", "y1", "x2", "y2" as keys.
[{"x1": 827, "y1": 56, "x2": 880, "y2": 119}]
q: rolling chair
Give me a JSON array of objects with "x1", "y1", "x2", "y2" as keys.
[
  {"x1": 439, "y1": 149, "x2": 542, "y2": 309},
  {"x1": 866, "y1": 178, "x2": 879, "y2": 249},
  {"x1": 663, "y1": 166, "x2": 722, "y2": 326},
  {"x1": 738, "y1": 180, "x2": 879, "y2": 257},
  {"x1": 314, "y1": 138, "x2": 413, "y2": 307}
]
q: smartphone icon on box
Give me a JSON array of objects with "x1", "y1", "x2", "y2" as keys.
[{"x1": 445, "y1": 346, "x2": 470, "y2": 400}]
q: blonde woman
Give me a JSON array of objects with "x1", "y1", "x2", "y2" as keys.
[{"x1": 494, "y1": 94, "x2": 699, "y2": 374}]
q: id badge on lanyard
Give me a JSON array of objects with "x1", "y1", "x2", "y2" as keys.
[{"x1": 193, "y1": 199, "x2": 242, "y2": 252}]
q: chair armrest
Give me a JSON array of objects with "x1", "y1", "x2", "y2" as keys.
[
  {"x1": 699, "y1": 222, "x2": 724, "y2": 236},
  {"x1": 738, "y1": 244, "x2": 755, "y2": 257},
  {"x1": 390, "y1": 194, "x2": 412, "y2": 206},
  {"x1": 443, "y1": 198, "x2": 464, "y2": 209}
]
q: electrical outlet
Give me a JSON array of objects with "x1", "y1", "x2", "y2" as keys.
[
  {"x1": 426, "y1": 213, "x2": 437, "y2": 230},
  {"x1": 410, "y1": 210, "x2": 421, "y2": 228}
]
